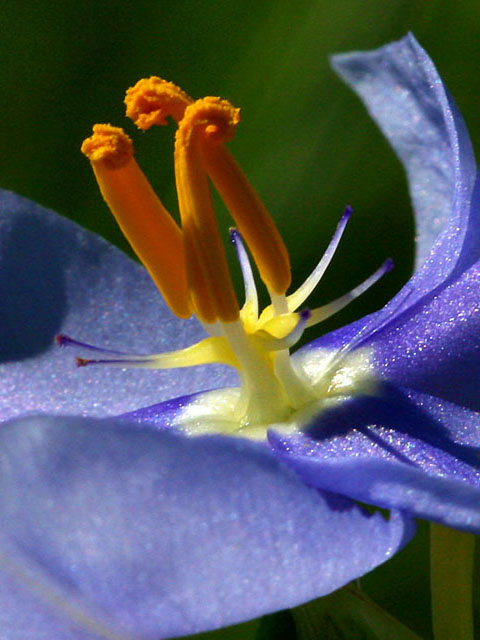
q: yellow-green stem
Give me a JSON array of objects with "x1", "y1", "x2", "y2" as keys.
[{"x1": 430, "y1": 522, "x2": 475, "y2": 640}]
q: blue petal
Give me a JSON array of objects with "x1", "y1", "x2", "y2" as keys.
[
  {"x1": 0, "y1": 414, "x2": 413, "y2": 639},
  {"x1": 303, "y1": 255, "x2": 480, "y2": 411},
  {"x1": 369, "y1": 258, "x2": 480, "y2": 410},
  {"x1": 332, "y1": 33, "x2": 477, "y2": 276},
  {"x1": 0, "y1": 189, "x2": 237, "y2": 422},
  {"x1": 270, "y1": 385, "x2": 480, "y2": 533},
  {"x1": 302, "y1": 36, "x2": 480, "y2": 409},
  {"x1": 0, "y1": 558, "x2": 105, "y2": 640}
]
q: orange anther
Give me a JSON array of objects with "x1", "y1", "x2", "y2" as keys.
[
  {"x1": 86, "y1": 81, "x2": 291, "y2": 326},
  {"x1": 179, "y1": 98, "x2": 291, "y2": 296},
  {"x1": 174, "y1": 98, "x2": 241, "y2": 323},
  {"x1": 82, "y1": 124, "x2": 191, "y2": 318},
  {"x1": 201, "y1": 143, "x2": 291, "y2": 295},
  {"x1": 125, "y1": 77, "x2": 193, "y2": 129},
  {"x1": 81, "y1": 124, "x2": 133, "y2": 170}
]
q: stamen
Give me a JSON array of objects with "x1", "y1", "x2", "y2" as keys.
[
  {"x1": 77, "y1": 76, "x2": 392, "y2": 429},
  {"x1": 273, "y1": 347, "x2": 317, "y2": 408},
  {"x1": 229, "y1": 228, "x2": 258, "y2": 321},
  {"x1": 319, "y1": 262, "x2": 405, "y2": 389},
  {"x1": 306, "y1": 258, "x2": 394, "y2": 327},
  {"x1": 72, "y1": 336, "x2": 239, "y2": 369},
  {"x1": 269, "y1": 291, "x2": 290, "y2": 315},
  {"x1": 76, "y1": 357, "x2": 153, "y2": 368},
  {"x1": 124, "y1": 83, "x2": 292, "y2": 319},
  {"x1": 197, "y1": 108, "x2": 291, "y2": 295},
  {"x1": 175, "y1": 99, "x2": 241, "y2": 323},
  {"x1": 125, "y1": 77, "x2": 193, "y2": 129},
  {"x1": 288, "y1": 205, "x2": 353, "y2": 311},
  {"x1": 81, "y1": 124, "x2": 191, "y2": 319}
]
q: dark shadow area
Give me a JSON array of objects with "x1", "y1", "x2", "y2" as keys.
[
  {"x1": 305, "y1": 383, "x2": 480, "y2": 470},
  {"x1": 0, "y1": 209, "x2": 67, "y2": 361},
  {"x1": 320, "y1": 488, "x2": 369, "y2": 514}
]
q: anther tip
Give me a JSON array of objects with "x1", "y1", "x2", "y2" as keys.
[
  {"x1": 55, "y1": 334, "x2": 67, "y2": 347},
  {"x1": 125, "y1": 77, "x2": 192, "y2": 129},
  {"x1": 81, "y1": 124, "x2": 133, "y2": 170},
  {"x1": 299, "y1": 308, "x2": 312, "y2": 321},
  {"x1": 75, "y1": 357, "x2": 90, "y2": 368},
  {"x1": 182, "y1": 98, "x2": 240, "y2": 145},
  {"x1": 384, "y1": 257, "x2": 395, "y2": 272},
  {"x1": 343, "y1": 204, "x2": 354, "y2": 219},
  {"x1": 229, "y1": 227, "x2": 240, "y2": 244}
]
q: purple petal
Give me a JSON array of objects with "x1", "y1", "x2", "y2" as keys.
[
  {"x1": 303, "y1": 256, "x2": 480, "y2": 411},
  {"x1": 0, "y1": 414, "x2": 413, "y2": 639},
  {"x1": 118, "y1": 391, "x2": 203, "y2": 428},
  {"x1": 0, "y1": 554, "x2": 105, "y2": 640},
  {"x1": 332, "y1": 33, "x2": 477, "y2": 276},
  {"x1": 303, "y1": 37, "x2": 480, "y2": 407},
  {"x1": 0, "y1": 189, "x2": 237, "y2": 422},
  {"x1": 270, "y1": 385, "x2": 480, "y2": 533},
  {"x1": 369, "y1": 258, "x2": 480, "y2": 410}
]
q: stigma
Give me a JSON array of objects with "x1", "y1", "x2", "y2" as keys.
[{"x1": 71, "y1": 77, "x2": 391, "y2": 429}]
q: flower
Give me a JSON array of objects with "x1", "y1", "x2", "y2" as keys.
[{"x1": 0, "y1": 32, "x2": 477, "y2": 638}]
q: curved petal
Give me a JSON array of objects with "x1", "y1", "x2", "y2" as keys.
[
  {"x1": 301, "y1": 36, "x2": 479, "y2": 389},
  {"x1": 0, "y1": 414, "x2": 413, "y2": 639},
  {"x1": 369, "y1": 258, "x2": 480, "y2": 410},
  {"x1": 300, "y1": 255, "x2": 480, "y2": 412},
  {"x1": 0, "y1": 189, "x2": 237, "y2": 421},
  {"x1": 332, "y1": 33, "x2": 477, "y2": 277},
  {"x1": 270, "y1": 385, "x2": 480, "y2": 533}
]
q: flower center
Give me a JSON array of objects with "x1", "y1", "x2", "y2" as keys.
[{"x1": 71, "y1": 77, "x2": 391, "y2": 428}]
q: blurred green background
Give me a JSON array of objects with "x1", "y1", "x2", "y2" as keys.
[
  {"x1": 1, "y1": 1, "x2": 479, "y2": 638},
  {"x1": 2, "y1": 0, "x2": 479, "y2": 331}
]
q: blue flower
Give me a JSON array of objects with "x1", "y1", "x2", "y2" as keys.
[{"x1": 0, "y1": 32, "x2": 476, "y2": 638}]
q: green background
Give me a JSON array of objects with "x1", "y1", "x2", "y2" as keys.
[
  {"x1": 1, "y1": 1, "x2": 479, "y2": 638},
  {"x1": 3, "y1": 0, "x2": 480, "y2": 329}
]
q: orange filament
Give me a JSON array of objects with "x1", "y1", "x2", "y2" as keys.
[
  {"x1": 81, "y1": 124, "x2": 191, "y2": 318},
  {"x1": 125, "y1": 77, "x2": 192, "y2": 130}
]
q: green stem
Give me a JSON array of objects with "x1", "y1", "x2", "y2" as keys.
[{"x1": 430, "y1": 523, "x2": 475, "y2": 640}]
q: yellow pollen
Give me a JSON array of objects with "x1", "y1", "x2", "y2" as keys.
[
  {"x1": 125, "y1": 77, "x2": 193, "y2": 129},
  {"x1": 81, "y1": 124, "x2": 191, "y2": 319}
]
